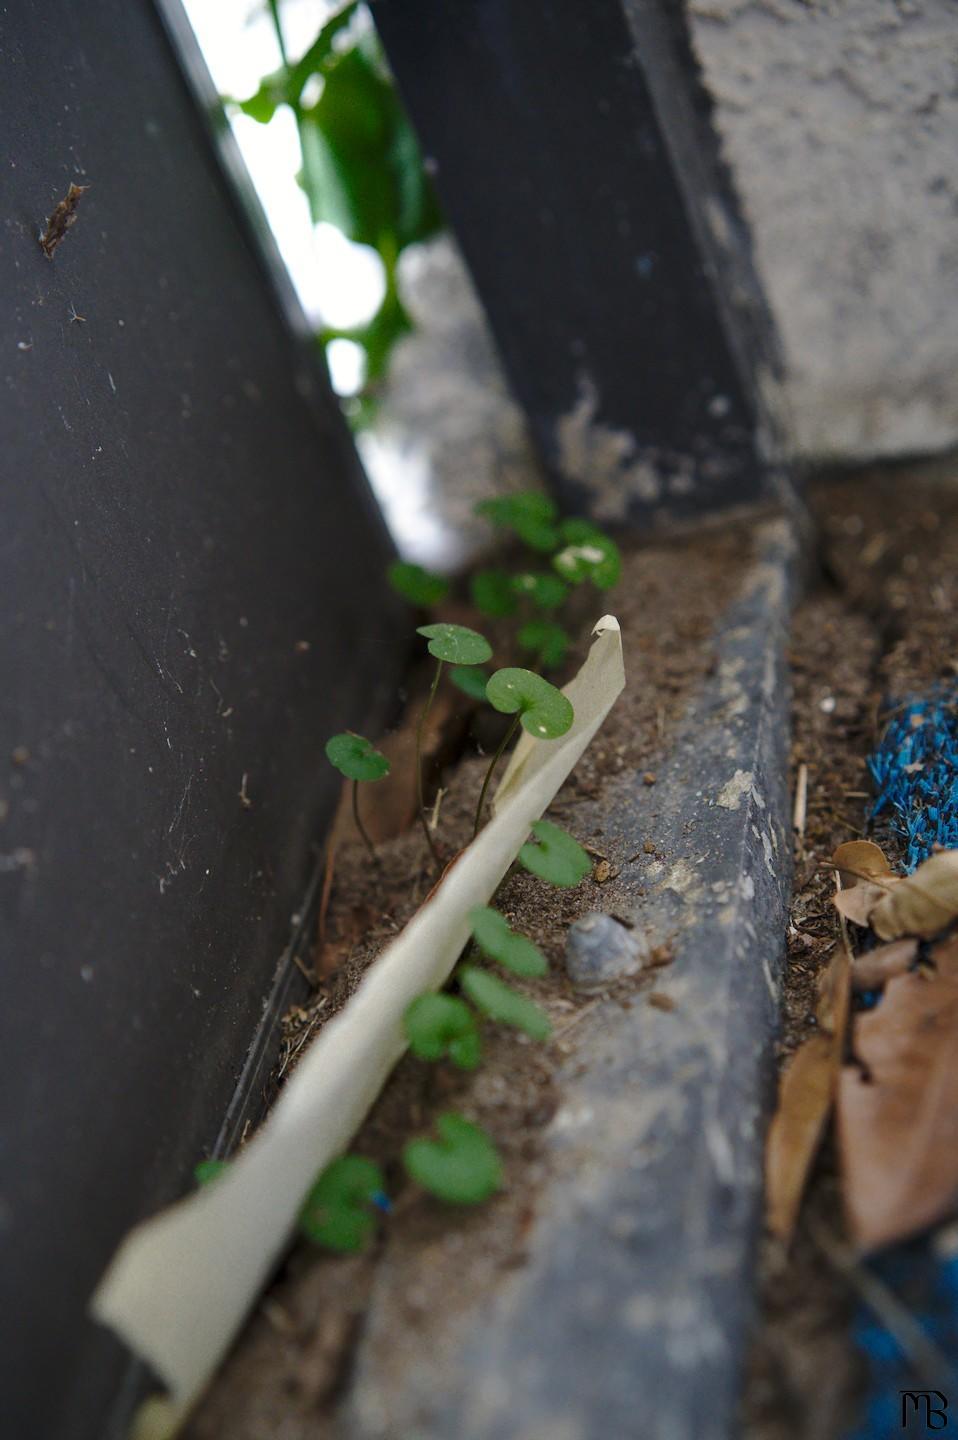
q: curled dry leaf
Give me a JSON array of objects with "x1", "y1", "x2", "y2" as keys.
[
  {"x1": 833, "y1": 882, "x2": 889, "y2": 929},
  {"x1": 837, "y1": 935, "x2": 958, "y2": 1252},
  {"x1": 766, "y1": 941, "x2": 852, "y2": 1243},
  {"x1": 832, "y1": 840, "x2": 897, "y2": 888},
  {"x1": 870, "y1": 849, "x2": 958, "y2": 941},
  {"x1": 830, "y1": 840, "x2": 899, "y2": 929},
  {"x1": 851, "y1": 937, "x2": 919, "y2": 993}
]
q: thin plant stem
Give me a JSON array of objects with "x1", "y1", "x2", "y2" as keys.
[
  {"x1": 267, "y1": 0, "x2": 289, "y2": 69},
  {"x1": 351, "y1": 779, "x2": 377, "y2": 863},
  {"x1": 416, "y1": 658, "x2": 443, "y2": 866},
  {"x1": 474, "y1": 714, "x2": 521, "y2": 838}
]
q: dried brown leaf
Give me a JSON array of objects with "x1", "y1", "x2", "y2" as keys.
[
  {"x1": 766, "y1": 941, "x2": 852, "y2": 1242},
  {"x1": 870, "y1": 849, "x2": 958, "y2": 941},
  {"x1": 837, "y1": 935, "x2": 958, "y2": 1251},
  {"x1": 832, "y1": 840, "x2": 896, "y2": 888},
  {"x1": 851, "y1": 937, "x2": 919, "y2": 993},
  {"x1": 833, "y1": 881, "x2": 888, "y2": 929}
]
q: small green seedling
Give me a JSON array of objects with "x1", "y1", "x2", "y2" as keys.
[
  {"x1": 470, "y1": 569, "x2": 517, "y2": 618},
  {"x1": 474, "y1": 667, "x2": 574, "y2": 835},
  {"x1": 476, "y1": 492, "x2": 560, "y2": 553},
  {"x1": 417, "y1": 622, "x2": 492, "y2": 667},
  {"x1": 416, "y1": 623, "x2": 492, "y2": 863},
  {"x1": 403, "y1": 1111, "x2": 503, "y2": 1204},
  {"x1": 448, "y1": 665, "x2": 489, "y2": 701},
  {"x1": 519, "y1": 819, "x2": 591, "y2": 887},
  {"x1": 511, "y1": 571, "x2": 568, "y2": 610},
  {"x1": 468, "y1": 905, "x2": 547, "y2": 977},
  {"x1": 299, "y1": 1155, "x2": 387, "y2": 1253},
  {"x1": 404, "y1": 993, "x2": 482, "y2": 1069},
  {"x1": 517, "y1": 619, "x2": 569, "y2": 671},
  {"x1": 485, "y1": 667, "x2": 574, "y2": 739},
  {"x1": 325, "y1": 732, "x2": 390, "y2": 861},
  {"x1": 459, "y1": 965, "x2": 552, "y2": 1040},
  {"x1": 552, "y1": 519, "x2": 621, "y2": 590},
  {"x1": 387, "y1": 561, "x2": 449, "y2": 607},
  {"x1": 194, "y1": 1159, "x2": 228, "y2": 1187}
]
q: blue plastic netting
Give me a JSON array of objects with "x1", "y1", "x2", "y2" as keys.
[{"x1": 844, "y1": 689, "x2": 958, "y2": 1438}]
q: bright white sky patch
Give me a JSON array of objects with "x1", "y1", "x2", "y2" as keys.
[{"x1": 179, "y1": 0, "x2": 457, "y2": 566}]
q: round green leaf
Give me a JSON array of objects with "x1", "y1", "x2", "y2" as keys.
[
  {"x1": 448, "y1": 665, "x2": 489, "y2": 702},
  {"x1": 387, "y1": 561, "x2": 449, "y2": 607},
  {"x1": 475, "y1": 492, "x2": 559, "y2": 552},
  {"x1": 299, "y1": 1155, "x2": 386, "y2": 1253},
  {"x1": 325, "y1": 732, "x2": 390, "y2": 782},
  {"x1": 468, "y1": 906, "x2": 547, "y2": 978},
  {"x1": 470, "y1": 569, "x2": 517, "y2": 618},
  {"x1": 511, "y1": 572, "x2": 568, "y2": 611},
  {"x1": 517, "y1": 620, "x2": 569, "y2": 671},
  {"x1": 403, "y1": 1112, "x2": 502, "y2": 1204},
  {"x1": 404, "y1": 994, "x2": 482, "y2": 1070},
  {"x1": 552, "y1": 521, "x2": 621, "y2": 590},
  {"x1": 485, "y1": 667, "x2": 574, "y2": 739},
  {"x1": 519, "y1": 820, "x2": 591, "y2": 887},
  {"x1": 459, "y1": 965, "x2": 551, "y2": 1040},
  {"x1": 417, "y1": 622, "x2": 492, "y2": 665}
]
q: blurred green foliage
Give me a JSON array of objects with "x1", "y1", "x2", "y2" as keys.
[{"x1": 234, "y1": 1, "x2": 442, "y2": 420}]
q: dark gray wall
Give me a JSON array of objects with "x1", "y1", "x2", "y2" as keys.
[
  {"x1": 373, "y1": 0, "x2": 781, "y2": 528},
  {"x1": 0, "y1": 3, "x2": 402, "y2": 1436}
]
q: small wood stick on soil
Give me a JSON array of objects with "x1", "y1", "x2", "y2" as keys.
[{"x1": 793, "y1": 762, "x2": 808, "y2": 840}]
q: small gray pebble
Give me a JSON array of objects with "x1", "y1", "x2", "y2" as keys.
[{"x1": 564, "y1": 912, "x2": 648, "y2": 990}]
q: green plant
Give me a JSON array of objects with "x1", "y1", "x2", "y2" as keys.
[
  {"x1": 511, "y1": 571, "x2": 568, "y2": 610},
  {"x1": 517, "y1": 618, "x2": 569, "y2": 671},
  {"x1": 299, "y1": 1155, "x2": 387, "y2": 1252},
  {"x1": 404, "y1": 993, "x2": 482, "y2": 1069},
  {"x1": 467, "y1": 906, "x2": 547, "y2": 977},
  {"x1": 402, "y1": 1112, "x2": 502, "y2": 1205},
  {"x1": 474, "y1": 668, "x2": 574, "y2": 835},
  {"x1": 194, "y1": 1151, "x2": 389, "y2": 1255},
  {"x1": 235, "y1": 2, "x2": 442, "y2": 414},
  {"x1": 552, "y1": 519, "x2": 622, "y2": 590},
  {"x1": 311, "y1": 538, "x2": 605, "y2": 1223},
  {"x1": 476, "y1": 493, "x2": 560, "y2": 553},
  {"x1": 519, "y1": 819, "x2": 591, "y2": 887},
  {"x1": 387, "y1": 562, "x2": 450, "y2": 608},
  {"x1": 448, "y1": 665, "x2": 489, "y2": 701},
  {"x1": 416, "y1": 623, "x2": 492, "y2": 862},
  {"x1": 471, "y1": 492, "x2": 621, "y2": 673},
  {"x1": 194, "y1": 1159, "x2": 228, "y2": 1187},
  {"x1": 469, "y1": 569, "x2": 517, "y2": 618},
  {"x1": 458, "y1": 966, "x2": 551, "y2": 1040},
  {"x1": 325, "y1": 732, "x2": 390, "y2": 860}
]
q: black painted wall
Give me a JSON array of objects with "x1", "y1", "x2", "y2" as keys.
[
  {"x1": 373, "y1": 0, "x2": 782, "y2": 527},
  {"x1": 0, "y1": 3, "x2": 402, "y2": 1436}
]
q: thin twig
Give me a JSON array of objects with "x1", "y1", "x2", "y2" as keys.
[
  {"x1": 793, "y1": 761, "x2": 808, "y2": 840},
  {"x1": 808, "y1": 1216, "x2": 958, "y2": 1390},
  {"x1": 554, "y1": 999, "x2": 601, "y2": 1038}
]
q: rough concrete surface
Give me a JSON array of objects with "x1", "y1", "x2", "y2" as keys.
[
  {"x1": 344, "y1": 519, "x2": 796, "y2": 1440},
  {"x1": 689, "y1": 0, "x2": 958, "y2": 461}
]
